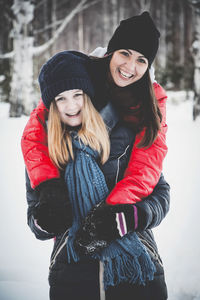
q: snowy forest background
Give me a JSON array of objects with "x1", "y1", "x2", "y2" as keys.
[
  {"x1": 1, "y1": 0, "x2": 200, "y2": 300},
  {"x1": 0, "y1": 0, "x2": 200, "y2": 119}
]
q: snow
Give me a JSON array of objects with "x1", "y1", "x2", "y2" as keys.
[
  {"x1": 0, "y1": 92, "x2": 200, "y2": 299},
  {"x1": 154, "y1": 91, "x2": 200, "y2": 300}
]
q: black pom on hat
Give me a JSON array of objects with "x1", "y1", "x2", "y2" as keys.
[
  {"x1": 107, "y1": 11, "x2": 160, "y2": 66},
  {"x1": 38, "y1": 51, "x2": 95, "y2": 108}
]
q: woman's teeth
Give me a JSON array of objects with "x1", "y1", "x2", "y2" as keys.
[{"x1": 119, "y1": 69, "x2": 134, "y2": 78}]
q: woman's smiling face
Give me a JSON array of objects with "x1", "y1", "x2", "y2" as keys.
[
  {"x1": 55, "y1": 89, "x2": 84, "y2": 127},
  {"x1": 109, "y1": 49, "x2": 148, "y2": 87}
]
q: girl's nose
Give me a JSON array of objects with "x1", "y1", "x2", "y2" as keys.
[
  {"x1": 65, "y1": 98, "x2": 77, "y2": 110},
  {"x1": 65, "y1": 97, "x2": 76, "y2": 108}
]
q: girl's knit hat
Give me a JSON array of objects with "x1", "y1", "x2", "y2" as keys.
[
  {"x1": 38, "y1": 51, "x2": 95, "y2": 108},
  {"x1": 107, "y1": 11, "x2": 160, "y2": 66}
]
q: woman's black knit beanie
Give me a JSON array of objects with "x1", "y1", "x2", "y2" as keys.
[
  {"x1": 107, "y1": 11, "x2": 160, "y2": 66},
  {"x1": 38, "y1": 51, "x2": 95, "y2": 109}
]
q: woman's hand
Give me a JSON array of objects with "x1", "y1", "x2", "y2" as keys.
[{"x1": 74, "y1": 201, "x2": 136, "y2": 254}]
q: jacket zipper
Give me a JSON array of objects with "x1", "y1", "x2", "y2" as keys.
[
  {"x1": 137, "y1": 233, "x2": 163, "y2": 267},
  {"x1": 114, "y1": 147, "x2": 164, "y2": 266},
  {"x1": 49, "y1": 229, "x2": 69, "y2": 270},
  {"x1": 115, "y1": 145, "x2": 130, "y2": 184}
]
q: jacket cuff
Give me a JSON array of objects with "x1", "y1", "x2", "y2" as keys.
[{"x1": 115, "y1": 205, "x2": 138, "y2": 237}]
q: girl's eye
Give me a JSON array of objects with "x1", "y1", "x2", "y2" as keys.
[
  {"x1": 120, "y1": 51, "x2": 129, "y2": 57},
  {"x1": 74, "y1": 93, "x2": 83, "y2": 97},
  {"x1": 56, "y1": 97, "x2": 64, "y2": 102}
]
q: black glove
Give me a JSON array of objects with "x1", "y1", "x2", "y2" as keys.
[
  {"x1": 33, "y1": 178, "x2": 73, "y2": 234},
  {"x1": 75, "y1": 201, "x2": 136, "y2": 254}
]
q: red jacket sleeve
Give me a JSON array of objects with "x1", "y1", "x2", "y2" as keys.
[
  {"x1": 106, "y1": 82, "x2": 168, "y2": 205},
  {"x1": 21, "y1": 99, "x2": 60, "y2": 189}
]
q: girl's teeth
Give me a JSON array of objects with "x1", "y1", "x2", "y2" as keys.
[{"x1": 66, "y1": 110, "x2": 81, "y2": 117}]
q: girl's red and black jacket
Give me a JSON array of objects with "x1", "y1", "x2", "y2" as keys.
[{"x1": 24, "y1": 99, "x2": 170, "y2": 290}]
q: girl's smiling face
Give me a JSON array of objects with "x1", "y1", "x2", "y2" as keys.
[
  {"x1": 55, "y1": 89, "x2": 84, "y2": 127},
  {"x1": 109, "y1": 49, "x2": 148, "y2": 87}
]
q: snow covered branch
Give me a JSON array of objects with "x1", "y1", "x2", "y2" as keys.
[
  {"x1": 81, "y1": 0, "x2": 101, "y2": 11},
  {"x1": 33, "y1": 0, "x2": 100, "y2": 56},
  {"x1": 33, "y1": 19, "x2": 63, "y2": 35},
  {"x1": 0, "y1": 51, "x2": 14, "y2": 59},
  {"x1": 33, "y1": 0, "x2": 100, "y2": 36}
]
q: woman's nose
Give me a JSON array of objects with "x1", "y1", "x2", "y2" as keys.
[{"x1": 126, "y1": 57, "x2": 136, "y2": 73}]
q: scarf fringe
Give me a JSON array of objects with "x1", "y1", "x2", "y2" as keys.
[{"x1": 95, "y1": 232, "x2": 156, "y2": 290}]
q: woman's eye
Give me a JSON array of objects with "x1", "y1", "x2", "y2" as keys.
[{"x1": 138, "y1": 58, "x2": 147, "y2": 64}]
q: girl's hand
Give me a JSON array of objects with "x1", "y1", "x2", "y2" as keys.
[{"x1": 34, "y1": 178, "x2": 73, "y2": 234}]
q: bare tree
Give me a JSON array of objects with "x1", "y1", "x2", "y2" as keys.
[
  {"x1": 78, "y1": 11, "x2": 84, "y2": 52},
  {"x1": 139, "y1": 0, "x2": 151, "y2": 11},
  {"x1": 189, "y1": 0, "x2": 200, "y2": 119},
  {"x1": 157, "y1": 1, "x2": 167, "y2": 69},
  {"x1": 0, "y1": 0, "x2": 100, "y2": 117},
  {"x1": 103, "y1": 0, "x2": 110, "y2": 46},
  {"x1": 8, "y1": 0, "x2": 35, "y2": 117},
  {"x1": 0, "y1": 0, "x2": 199, "y2": 119},
  {"x1": 111, "y1": 0, "x2": 118, "y2": 33}
]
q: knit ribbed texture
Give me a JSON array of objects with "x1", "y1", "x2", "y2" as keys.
[
  {"x1": 107, "y1": 11, "x2": 160, "y2": 66},
  {"x1": 38, "y1": 51, "x2": 95, "y2": 108},
  {"x1": 65, "y1": 132, "x2": 109, "y2": 263}
]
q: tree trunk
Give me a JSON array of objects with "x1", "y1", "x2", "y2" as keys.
[
  {"x1": 9, "y1": 0, "x2": 35, "y2": 117},
  {"x1": 51, "y1": 0, "x2": 57, "y2": 54},
  {"x1": 8, "y1": 0, "x2": 95, "y2": 116},
  {"x1": 78, "y1": 11, "x2": 84, "y2": 52},
  {"x1": 191, "y1": 4, "x2": 200, "y2": 120},
  {"x1": 139, "y1": 0, "x2": 151, "y2": 12},
  {"x1": 103, "y1": 0, "x2": 110, "y2": 47},
  {"x1": 111, "y1": 0, "x2": 118, "y2": 33},
  {"x1": 157, "y1": 0, "x2": 167, "y2": 69},
  {"x1": 10, "y1": 35, "x2": 35, "y2": 116}
]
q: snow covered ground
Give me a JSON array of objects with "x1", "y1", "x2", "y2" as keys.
[
  {"x1": 0, "y1": 92, "x2": 200, "y2": 300},
  {"x1": 154, "y1": 91, "x2": 200, "y2": 300}
]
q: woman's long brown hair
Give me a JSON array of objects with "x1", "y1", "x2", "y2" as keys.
[{"x1": 135, "y1": 71, "x2": 162, "y2": 148}]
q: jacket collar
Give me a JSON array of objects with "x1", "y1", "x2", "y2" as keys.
[{"x1": 100, "y1": 102, "x2": 119, "y2": 133}]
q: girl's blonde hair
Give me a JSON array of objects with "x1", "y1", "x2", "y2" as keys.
[{"x1": 48, "y1": 94, "x2": 110, "y2": 169}]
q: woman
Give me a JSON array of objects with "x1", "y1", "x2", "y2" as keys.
[
  {"x1": 87, "y1": 11, "x2": 167, "y2": 206},
  {"x1": 22, "y1": 12, "x2": 170, "y2": 299}
]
